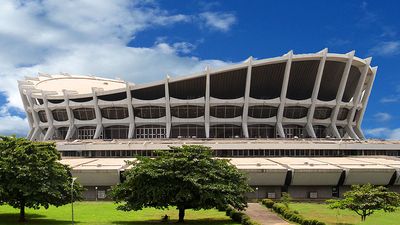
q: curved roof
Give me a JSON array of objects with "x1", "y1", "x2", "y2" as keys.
[{"x1": 18, "y1": 49, "x2": 374, "y2": 100}]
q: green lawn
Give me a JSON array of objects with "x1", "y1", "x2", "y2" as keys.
[
  {"x1": 289, "y1": 202, "x2": 400, "y2": 225},
  {"x1": 0, "y1": 201, "x2": 239, "y2": 225}
]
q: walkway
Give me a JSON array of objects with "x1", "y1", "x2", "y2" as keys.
[{"x1": 244, "y1": 203, "x2": 291, "y2": 225}]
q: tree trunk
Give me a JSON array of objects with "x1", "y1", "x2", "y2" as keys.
[
  {"x1": 19, "y1": 203, "x2": 26, "y2": 223},
  {"x1": 178, "y1": 207, "x2": 185, "y2": 223}
]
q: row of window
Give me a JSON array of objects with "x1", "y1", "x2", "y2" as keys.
[
  {"x1": 61, "y1": 149, "x2": 400, "y2": 158},
  {"x1": 37, "y1": 106, "x2": 355, "y2": 122},
  {"x1": 51, "y1": 124, "x2": 342, "y2": 140}
]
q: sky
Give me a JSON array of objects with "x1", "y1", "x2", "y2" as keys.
[{"x1": 0, "y1": 0, "x2": 399, "y2": 139}]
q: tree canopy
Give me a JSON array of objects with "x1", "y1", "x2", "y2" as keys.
[
  {"x1": 111, "y1": 145, "x2": 252, "y2": 222},
  {"x1": 327, "y1": 184, "x2": 400, "y2": 221},
  {"x1": 0, "y1": 136, "x2": 84, "y2": 222}
]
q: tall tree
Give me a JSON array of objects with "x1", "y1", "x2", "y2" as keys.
[
  {"x1": 328, "y1": 184, "x2": 400, "y2": 221},
  {"x1": 111, "y1": 145, "x2": 252, "y2": 223},
  {"x1": 0, "y1": 136, "x2": 84, "y2": 222}
]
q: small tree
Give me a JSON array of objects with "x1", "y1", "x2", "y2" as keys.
[
  {"x1": 0, "y1": 136, "x2": 84, "y2": 222},
  {"x1": 327, "y1": 184, "x2": 400, "y2": 221},
  {"x1": 111, "y1": 145, "x2": 252, "y2": 223},
  {"x1": 281, "y1": 192, "x2": 292, "y2": 208}
]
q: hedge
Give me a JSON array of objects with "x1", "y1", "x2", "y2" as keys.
[
  {"x1": 261, "y1": 199, "x2": 326, "y2": 225},
  {"x1": 224, "y1": 205, "x2": 259, "y2": 225}
]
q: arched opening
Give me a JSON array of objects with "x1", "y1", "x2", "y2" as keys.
[
  {"x1": 53, "y1": 127, "x2": 68, "y2": 140},
  {"x1": 283, "y1": 107, "x2": 308, "y2": 119},
  {"x1": 103, "y1": 125, "x2": 129, "y2": 139},
  {"x1": 76, "y1": 126, "x2": 97, "y2": 139},
  {"x1": 134, "y1": 106, "x2": 165, "y2": 119},
  {"x1": 101, "y1": 107, "x2": 129, "y2": 119},
  {"x1": 70, "y1": 97, "x2": 93, "y2": 103},
  {"x1": 52, "y1": 109, "x2": 68, "y2": 121},
  {"x1": 73, "y1": 108, "x2": 96, "y2": 120},
  {"x1": 337, "y1": 108, "x2": 349, "y2": 120},
  {"x1": 171, "y1": 125, "x2": 205, "y2": 138},
  {"x1": 171, "y1": 105, "x2": 204, "y2": 118},
  {"x1": 313, "y1": 125, "x2": 328, "y2": 138},
  {"x1": 98, "y1": 92, "x2": 127, "y2": 101},
  {"x1": 283, "y1": 125, "x2": 305, "y2": 138},
  {"x1": 313, "y1": 107, "x2": 332, "y2": 120},
  {"x1": 135, "y1": 125, "x2": 166, "y2": 139},
  {"x1": 248, "y1": 106, "x2": 278, "y2": 118},
  {"x1": 210, "y1": 124, "x2": 242, "y2": 138},
  {"x1": 169, "y1": 77, "x2": 206, "y2": 99},
  {"x1": 38, "y1": 110, "x2": 47, "y2": 122},
  {"x1": 210, "y1": 106, "x2": 242, "y2": 118},
  {"x1": 248, "y1": 124, "x2": 276, "y2": 138}
]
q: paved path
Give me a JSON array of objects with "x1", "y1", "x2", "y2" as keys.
[{"x1": 244, "y1": 203, "x2": 291, "y2": 225}]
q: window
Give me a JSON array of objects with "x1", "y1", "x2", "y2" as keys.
[
  {"x1": 171, "y1": 105, "x2": 204, "y2": 118},
  {"x1": 283, "y1": 107, "x2": 308, "y2": 119},
  {"x1": 134, "y1": 106, "x2": 165, "y2": 119},
  {"x1": 73, "y1": 108, "x2": 96, "y2": 120},
  {"x1": 135, "y1": 125, "x2": 166, "y2": 139},
  {"x1": 248, "y1": 106, "x2": 278, "y2": 118},
  {"x1": 210, "y1": 106, "x2": 242, "y2": 118},
  {"x1": 38, "y1": 110, "x2": 47, "y2": 122},
  {"x1": 210, "y1": 125, "x2": 242, "y2": 138},
  {"x1": 77, "y1": 126, "x2": 97, "y2": 139},
  {"x1": 171, "y1": 125, "x2": 205, "y2": 138},
  {"x1": 103, "y1": 126, "x2": 129, "y2": 139},
  {"x1": 101, "y1": 107, "x2": 129, "y2": 119},
  {"x1": 248, "y1": 124, "x2": 276, "y2": 138},
  {"x1": 337, "y1": 108, "x2": 349, "y2": 120},
  {"x1": 52, "y1": 109, "x2": 68, "y2": 121},
  {"x1": 313, "y1": 107, "x2": 332, "y2": 119}
]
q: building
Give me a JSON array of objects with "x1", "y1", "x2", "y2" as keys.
[{"x1": 18, "y1": 50, "x2": 400, "y2": 200}]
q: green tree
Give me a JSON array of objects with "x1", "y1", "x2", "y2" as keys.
[
  {"x1": 0, "y1": 136, "x2": 84, "y2": 222},
  {"x1": 111, "y1": 145, "x2": 252, "y2": 223},
  {"x1": 327, "y1": 184, "x2": 400, "y2": 221}
]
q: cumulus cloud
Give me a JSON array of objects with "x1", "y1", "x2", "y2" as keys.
[
  {"x1": 199, "y1": 12, "x2": 236, "y2": 32},
  {"x1": 0, "y1": 0, "x2": 235, "y2": 137},
  {"x1": 369, "y1": 41, "x2": 400, "y2": 56}
]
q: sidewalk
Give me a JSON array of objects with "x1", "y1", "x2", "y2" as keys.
[{"x1": 244, "y1": 203, "x2": 291, "y2": 225}]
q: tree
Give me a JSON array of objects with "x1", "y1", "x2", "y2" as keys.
[
  {"x1": 0, "y1": 136, "x2": 84, "y2": 222},
  {"x1": 111, "y1": 145, "x2": 252, "y2": 223},
  {"x1": 327, "y1": 184, "x2": 400, "y2": 221}
]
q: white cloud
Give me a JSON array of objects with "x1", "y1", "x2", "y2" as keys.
[
  {"x1": 369, "y1": 41, "x2": 400, "y2": 56},
  {"x1": 199, "y1": 12, "x2": 236, "y2": 32},
  {"x1": 364, "y1": 127, "x2": 400, "y2": 140},
  {"x1": 374, "y1": 112, "x2": 392, "y2": 122},
  {"x1": 0, "y1": 0, "x2": 235, "y2": 137}
]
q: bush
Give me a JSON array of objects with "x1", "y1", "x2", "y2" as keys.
[
  {"x1": 261, "y1": 198, "x2": 275, "y2": 208},
  {"x1": 226, "y1": 207, "x2": 233, "y2": 217},
  {"x1": 266, "y1": 202, "x2": 324, "y2": 225},
  {"x1": 230, "y1": 210, "x2": 245, "y2": 223}
]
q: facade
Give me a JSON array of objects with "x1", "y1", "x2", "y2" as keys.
[
  {"x1": 18, "y1": 50, "x2": 400, "y2": 200},
  {"x1": 19, "y1": 49, "x2": 376, "y2": 142}
]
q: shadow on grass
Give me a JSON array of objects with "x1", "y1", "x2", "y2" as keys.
[
  {"x1": 0, "y1": 213, "x2": 73, "y2": 225},
  {"x1": 113, "y1": 219, "x2": 237, "y2": 225}
]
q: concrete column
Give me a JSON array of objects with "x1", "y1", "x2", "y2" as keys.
[
  {"x1": 242, "y1": 57, "x2": 253, "y2": 138},
  {"x1": 329, "y1": 50, "x2": 355, "y2": 138},
  {"x1": 126, "y1": 83, "x2": 135, "y2": 139},
  {"x1": 306, "y1": 48, "x2": 328, "y2": 138},
  {"x1": 165, "y1": 77, "x2": 171, "y2": 138},
  {"x1": 276, "y1": 50, "x2": 293, "y2": 138},
  {"x1": 355, "y1": 66, "x2": 378, "y2": 139},
  {"x1": 92, "y1": 88, "x2": 103, "y2": 139},
  {"x1": 64, "y1": 90, "x2": 76, "y2": 140},
  {"x1": 42, "y1": 92, "x2": 55, "y2": 141},
  {"x1": 18, "y1": 82, "x2": 34, "y2": 139},
  {"x1": 26, "y1": 91, "x2": 41, "y2": 141},
  {"x1": 205, "y1": 67, "x2": 211, "y2": 138},
  {"x1": 346, "y1": 57, "x2": 371, "y2": 140}
]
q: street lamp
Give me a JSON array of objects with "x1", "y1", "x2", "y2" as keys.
[
  {"x1": 71, "y1": 177, "x2": 77, "y2": 225},
  {"x1": 255, "y1": 187, "x2": 259, "y2": 201},
  {"x1": 95, "y1": 187, "x2": 98, "y2": 201}
]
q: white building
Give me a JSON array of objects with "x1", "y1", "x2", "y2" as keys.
[{"x1": 18, "y1": 50, "x2": 400, "y2": 200}]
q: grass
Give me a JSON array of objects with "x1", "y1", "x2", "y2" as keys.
[
  {"x1": 289, "y1": 202, "x2": 400, "y2": 225},
  {"x1": 0, "y1": 201, "x2": 240, "y2": 225}
]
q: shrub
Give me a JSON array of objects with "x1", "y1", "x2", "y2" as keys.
[
  {"x1": 230, "y1": 211, "x2": 245, "y2": 223},
  {"x1": 261, "y1": 199, "x2": 275, "y2": 208},
  {"x1": 226, "y1": 207, "x2": 233, "y2": 217},
  {"x1": 293, "y1": 210, "x2": 299, "y2": 214}
]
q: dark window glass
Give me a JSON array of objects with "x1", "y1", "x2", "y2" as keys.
[
  {"x1": 248, "y1": 124, "x2": 276, "y2": 138},
  {"x1": 314, "y1": 107, "x2": 332, "y2": 119},
  {"x1": 337, "y1": 108, "x2": 349, "y2": 120},
  {"x1": 248, "y1": 106, "x2": 278, "y2": 118},
  {"x1": 171, "y1": 125, "x2": 205, "y2": 138},
  {"x1": 52, "y1": 109, "x2": 69, "y2": 121},
  {"x1": 38, "y1": 110, "x2": 47, "y2": 122},
  {"x1": 101, "y1": 107, "x2": 129, "y2": 119},
  {"x1": 283, "y1": 107, "x2": 308, "y2": 119},
  {"x1": 73, "y1": 108, "x2": 96, "y2": 120},
  {"x1": 103, "y1": 125, "x2": 129, "y2": 139},
  {"x1": 210, "y1": 106, "x2": 242, "y2": 118},
  {"x1": 171, "y1": 105, "x2": 204, "y2": 118},
  {"x1": 210, "y1": 125, "x2": 242, "y2": 138},
  {"x1": 134, "y1": 106, "x2": 165, "y2": 119}
]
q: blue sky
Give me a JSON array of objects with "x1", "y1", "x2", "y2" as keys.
[{"x1": 0, "y1": 0, "x2": 399, "y2": 139}]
